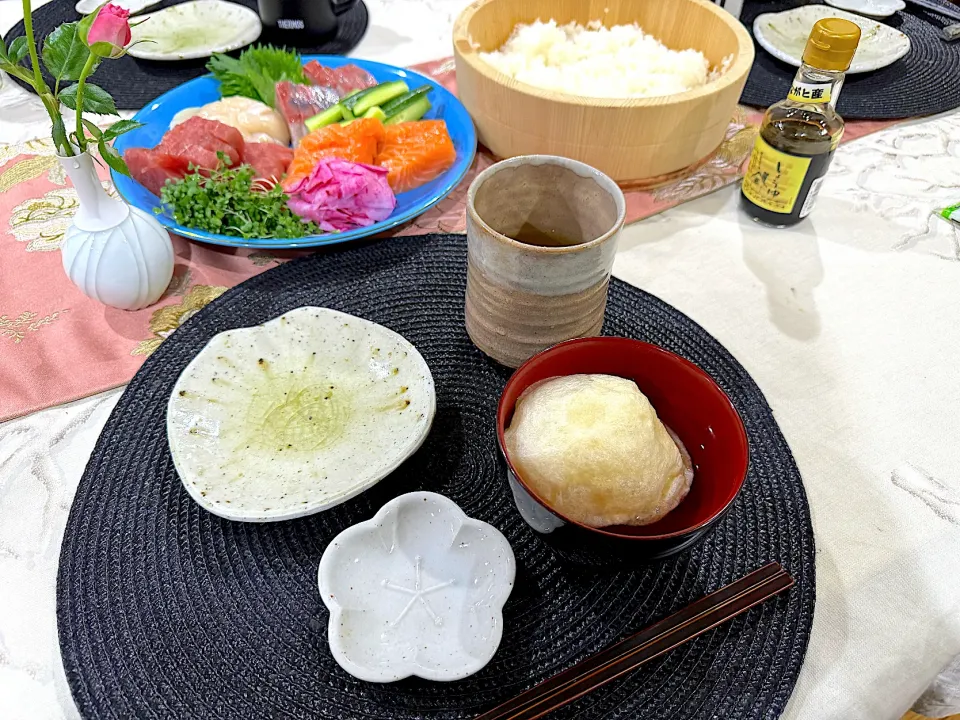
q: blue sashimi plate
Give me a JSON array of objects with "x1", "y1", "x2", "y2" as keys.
[{"x1": 111, "y1": 55, "x2": 477, "y2": 249}]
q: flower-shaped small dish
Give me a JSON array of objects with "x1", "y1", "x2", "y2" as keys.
[
  {"x1": 753, "y1": 5, "x2": 911, "y2": 74},
  {"x1": 318, "y1": 492, "x2": 515, "y2": 682},
  {"x1": 167, "y1": 307, "x2": 435, "y2": 522}
]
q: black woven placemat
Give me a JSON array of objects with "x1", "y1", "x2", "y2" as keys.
[
  {"x1": 739, "y1": 0, "x2": 960, "y2": 118},
  {"x1": 3, "y1": 0, "x2": 368, "y2": 110},
  {"x1": 57, "y1": 234, "x2": 815, "y2": 720}
]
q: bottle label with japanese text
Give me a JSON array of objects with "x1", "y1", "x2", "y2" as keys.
[
  {"x1": 787, "y1": 81, "x2": 832, "y2": 104},
  {"x1": 741, "y1": 136, "x2": 812, "y2": 214}
]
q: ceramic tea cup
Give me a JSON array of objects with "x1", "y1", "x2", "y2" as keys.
[{"x1": 464, "y1": 155, "x2": 626, "y2": 368}]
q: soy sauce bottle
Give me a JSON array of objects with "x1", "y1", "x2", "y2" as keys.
[{"x1": 741, "y1": 18, "x2": 861, "y2": 227}]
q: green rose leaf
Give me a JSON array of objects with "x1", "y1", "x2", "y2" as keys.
[
  {"x1": 102, "y1": 119, "x2": 144, "y2": 141},
  {"x1": 0, "y1": 38, "x2": 39, "y2": 87},
  {"x1": 42, "y1": 22, "x2": 96, "y2": 83},
  {"x1": 98, "y1": 137, "x2": 129, "y2": 177},
  {"x1": 51, "y1": 113, "x2": 72, "y2": 156},
  {"x1": 8, "y1": 37, "x2": 29, "y2": 64},
  {"x1": 81, "y1": 118, "x2": 103, "y2": 140},
  {"x1": 60, "y1": 82, "x2": 119, "y2": 115}
]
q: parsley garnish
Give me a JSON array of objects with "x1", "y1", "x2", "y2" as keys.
[{"x1": 160, "y1": 163, "x2": 320, "y2": 240}]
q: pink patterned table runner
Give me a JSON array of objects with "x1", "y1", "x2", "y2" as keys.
[{"x1": 0, "y1": 57, "x2": 897, "y2": 421}]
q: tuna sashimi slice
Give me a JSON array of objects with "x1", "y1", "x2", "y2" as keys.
[
  {"x1": 171, "y1": 116, "x2": 244, "y2": 152},
  {"x1": 159, "y1": 143, "x2": 227, "y2": 172},
  {"x1": 242, "y1": 142, "x2": 294, "y2": 184},
  {"x1": 125, "y1": 148, "x2": 190, "y2": 196},
  {"x1": 158, "y1": 116, "x2": 244, "y2": 168},
  {"x1": 125, "y1": 117, "x2": 253, "y2": 196},
  {"x1": 375, "y1": 120, "x2": 456, "y2": 194}
]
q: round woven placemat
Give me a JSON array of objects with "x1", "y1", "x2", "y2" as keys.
[
  {"x1": 2, "y1": 0, "x2": 368, "y2": 110},
  {"x1": 58, "y1": 234, "x2": 815, "y2": 720},
  {"x1": 739, "y1": 0, "x2": 960, "y2": 119}
]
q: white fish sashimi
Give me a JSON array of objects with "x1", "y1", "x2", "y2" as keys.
[{"x1": 126, "y1": 0, "x2": 262, "y2": 61}]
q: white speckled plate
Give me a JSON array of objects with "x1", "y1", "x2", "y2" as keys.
[
  {"x1": 753, "y1": 5, "x2": 911, "y2": 74},
  {"x1": 318, "y1": 492, "x2": 516, "y2": 683},
  {"x1": 167, "y1": 307, "x2": 436, "y2": 522},
  {"x1": 127, "y1": 0, "x2": 262, "y2": 61},
  {"x1": 75, "y1": 0, "x2": 162, "y2": 15}
]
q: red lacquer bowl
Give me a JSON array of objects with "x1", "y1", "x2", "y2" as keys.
[{"x1": 496, "y1": 337, "x2": 749, "y2": 563}]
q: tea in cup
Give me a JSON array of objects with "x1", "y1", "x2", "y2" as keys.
[{"x1": 464, "y1": 155, "x2": 626, "y2": 368}]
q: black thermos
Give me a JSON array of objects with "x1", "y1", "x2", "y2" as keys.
[{"x1": 256, "y1": 0, "x2": 358, "y2": 42}]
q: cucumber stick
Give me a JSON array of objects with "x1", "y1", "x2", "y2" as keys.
[
  {"x1": 348, "y1": 80, "x2": 409, "y2": 116},
  {"x1": 381, "y1": 85, "x2": 431, "y2": 115},
  {"x1": 385, "y1": 96, "x2": 431, "y2": 125},
  {"x1": 363, "y1": 106, "x2": 387, "y2": 122},
  {"x1": 304, "y1": 104, "x2": 343, "y2": 132},
  {"x1": 305, "y1": 82, "x2": 432, "y2": 132}
]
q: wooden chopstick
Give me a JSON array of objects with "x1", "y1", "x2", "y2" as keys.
[{"x1": 476, "y1": 562, "x2": 794, "y2": 720}]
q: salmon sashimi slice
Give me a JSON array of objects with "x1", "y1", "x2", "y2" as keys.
[
  {"x1": 284, "y1": 117, "x2": 386, "y2": 189},
  {"x1": 375, "y1": 120, "x2": 456, "y2": 194}
]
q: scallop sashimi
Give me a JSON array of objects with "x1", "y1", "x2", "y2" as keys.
[
  {"x1": 376, "y1": 120, "x2": 456, "y2": 194},
  {"x1": 284, "y1": 117, "x2": 386, "y2": 189}
]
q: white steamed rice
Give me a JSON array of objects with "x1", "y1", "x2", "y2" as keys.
[{"x1": 478, "y1": 19, "x2": 729, "y2": 99}]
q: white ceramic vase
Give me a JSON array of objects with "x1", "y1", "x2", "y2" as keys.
[{"x1": 58, "y1": 151, "x2": 174, "y2": 311}]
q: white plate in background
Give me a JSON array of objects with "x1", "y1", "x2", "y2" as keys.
[
  {"x1": 127, "y1": 0, "x2": 262, "y2": 61},
  {"x1": 824, "y1": 0, "x2": 906, "y2": 20},
  {"x1": 75, "y1": 0, "x2": 162, "y2": 16},
  {"x1": 753, "y1": 5, "x2": 911, "y2": 74}
]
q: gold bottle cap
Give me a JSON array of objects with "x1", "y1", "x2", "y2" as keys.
[{"x1": 802, "y1": 18, "x2": 861, "y2": 71}]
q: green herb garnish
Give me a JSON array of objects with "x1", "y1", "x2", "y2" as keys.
[
  {"x1": 160, "y1": 162, "x2": 319, "y2": 240},
  {"x1": 206, "y1": 44, "x2": 309, "y2": 108}
]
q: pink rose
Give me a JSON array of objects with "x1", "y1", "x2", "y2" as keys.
[{"x1": 87, "y1": 4, "x2": 132, "y2": 58}]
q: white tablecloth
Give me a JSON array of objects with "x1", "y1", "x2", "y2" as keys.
[{"x1": 1, "y1": 2, "x2": 959, "y2": 719}]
